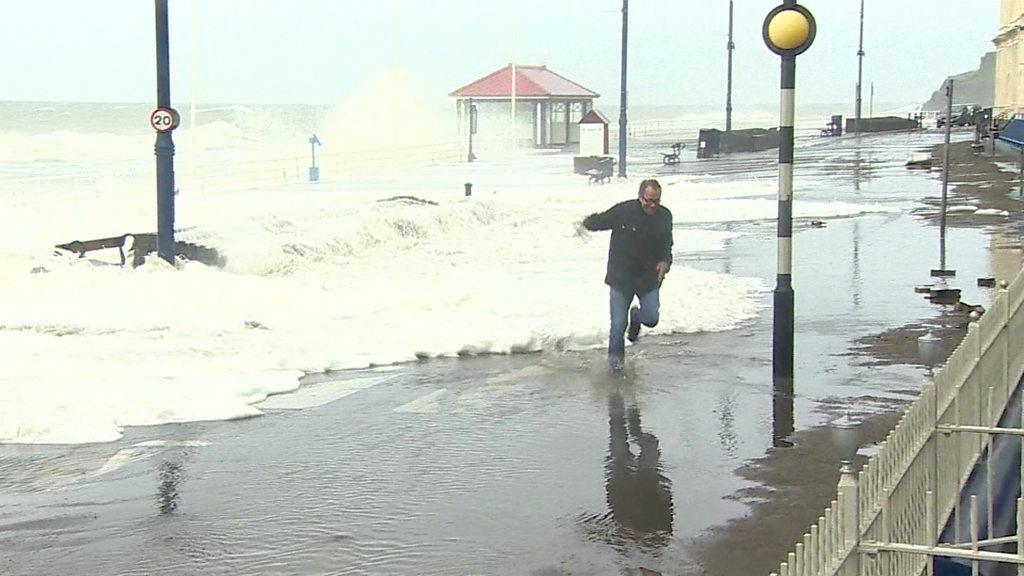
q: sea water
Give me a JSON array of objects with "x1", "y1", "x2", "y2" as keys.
[{"x1": 0, "y1": 100, "x2": 908, "y2": 444}]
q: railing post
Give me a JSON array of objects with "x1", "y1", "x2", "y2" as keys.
[
  {"x1": 924, "y1": 379, "x2": 939, "y2": 546},
  {"x1": 968, "y1": 321, "x2": 983, "y2": 458},
  {"x1": 987, "y1": 386, "x2": 995, "y2": 537},
  {"x1": 968, "y1": 321, "x2": 981, "y2": 361},
  {"x1": 838, "y1": 471, "x2": 860, "y2": 576},
  {"x1": 1001, "y1": 286, "x2": 1011, "y2": 400},
  {"x1": 927, "y1": 490, "x2": 936, "y2": 576},
  {"x1": 1016, "y1": 498, "x2": 1023, "y2": 576}
]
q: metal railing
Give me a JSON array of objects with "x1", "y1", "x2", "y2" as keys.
[
  {"x1": 180, "y1": 140, "x2": 463, "y2": 194},
  {"x1": 771, "y1": 266, "x2": 1024, "y2": 576},
  {"x1": 0, "y1": 140, "x2": 464, "y2": 205}
]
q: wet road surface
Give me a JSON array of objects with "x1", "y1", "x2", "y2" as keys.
[{"x1": 0, "y1": 130, "x2": 1011, "y2": 576}]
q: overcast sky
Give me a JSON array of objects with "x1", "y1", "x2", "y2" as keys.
[{"x1": 0, "y1": 1, "x2": 999, "y2": 108}]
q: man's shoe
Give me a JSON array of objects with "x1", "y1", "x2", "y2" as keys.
[{"x1": 627, "y1": 305, "x2": 641, "y2": 342}]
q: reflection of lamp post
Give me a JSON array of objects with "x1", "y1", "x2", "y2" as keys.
[
  {"x1": 762, "y1": 2, "x2": 815, "y2": 388},
  {"x1": 157, "y1": 460, "x2": 183, "y2": 514},
  {"x1": 308, "y1": 134, "x2": 321, "y2": 182},
  {"x1": 772, "y1": 387, "x2": 794, "y2": 448}
]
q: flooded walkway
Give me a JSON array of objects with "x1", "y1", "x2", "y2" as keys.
[{"x1": 1, "y1": 131, "x2": 1015, "y2": 575}]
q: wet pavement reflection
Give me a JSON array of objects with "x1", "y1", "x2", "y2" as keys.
[
  {"x1": 600, "y1": 388, "x2": 673, "y2": 548},
  {"x1": 772, "y1": 385, "x2": 796, "y2": 449},
  {"x1": 157, "y1": 460, "x2": 182, "y2": 515}
]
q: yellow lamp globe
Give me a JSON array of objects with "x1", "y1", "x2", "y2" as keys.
[{"x1": 767, "y1": 9, "x2": 810, "y2": 51}]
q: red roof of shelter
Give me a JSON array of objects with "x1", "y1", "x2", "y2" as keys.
[
  {"x1": 580, "y1": 109, "x2": 609, "y2": 124},
  {"x1": 449, "y1": 64, "x2": 599, "y2": 99}
]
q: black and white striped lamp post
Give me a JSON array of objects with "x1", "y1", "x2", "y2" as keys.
[{"x1": 763, "y1": 2, "x2": 815, "y2": 386}]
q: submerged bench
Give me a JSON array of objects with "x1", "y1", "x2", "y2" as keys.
[
  {"x1": 55, "y1": 233, "x2": 224, "y2": 268},
  {"x1": 55, "y1": 235, "x2": 128, "y2": 266},
  {"x1": 586, "y1": 166, "x2": 613, "y2": 184}
]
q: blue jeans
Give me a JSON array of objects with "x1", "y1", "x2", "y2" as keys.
[{"x1": 608, "y1": 286, "x2": 660, "y2": 365}]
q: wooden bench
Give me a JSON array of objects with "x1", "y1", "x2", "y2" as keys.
[
  {"x1": 661, "y1": 142, "x2": 684, "y2": 165},
  {"x1": 55, "y1": 234, "x2": 128, "y2": 266}
]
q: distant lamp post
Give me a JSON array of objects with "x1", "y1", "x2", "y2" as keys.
[
  {"x1": 725, "y1": 0, "x2": 735, "y2": 151},
  {"x1": 932, "y1": 80, "x2": 956, "y2": 277},
  {"x1": 308, "y1": 134, "x2": 321, "y2": 182},
  {"x1": 467, "y1": 99, "x2": 478, "y2": 162},
  {"x1": 855, "y1": 0, "x2": 865, "y2": 129},
  {"x1": 762, "y1": 2, "x2": 815, "y2": 388},
  {"x1": 917, "y1": 330, "x2": 943, "y2": 377}
]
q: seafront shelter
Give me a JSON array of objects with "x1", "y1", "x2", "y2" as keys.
[{"x1": 449, "y1": 64, "x2": 599, "y2": 151}]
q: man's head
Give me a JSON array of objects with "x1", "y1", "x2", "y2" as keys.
[{"x1": 637, "y1": 179, "x2": 662, "y2": 215}]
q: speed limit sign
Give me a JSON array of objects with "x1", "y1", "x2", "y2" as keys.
[{"x1": 150, "y1": 107, "x2": 180, "y2": 133}]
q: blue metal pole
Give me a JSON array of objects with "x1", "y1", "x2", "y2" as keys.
[{"x1": 155, "y1": 0, "x2": 176, "y2": 264}]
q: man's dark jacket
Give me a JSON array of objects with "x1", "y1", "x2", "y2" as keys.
[{"x1": 582, "y1": 199, "x2": 673, "y2": 295}]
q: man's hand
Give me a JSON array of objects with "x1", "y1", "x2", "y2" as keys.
[
  {"x1": 655, "y1": 261, "x2": 668, "y2": 283},
  {"x1": 573, "y1": 220, "x2": 590, "y2": 238}
]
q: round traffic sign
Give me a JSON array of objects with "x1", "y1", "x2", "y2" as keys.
[{"x1": 150, "y1": 107, "x2": 180, "y2": 132}]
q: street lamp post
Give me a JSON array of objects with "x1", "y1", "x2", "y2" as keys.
[
  {"x1": 154, "y1": 0, "x2": 178, "y2": 265},
  {"x1": 725, "y1": 0, "x2": 735, "y2": 134},
  {"x1": 467, "y1": 99, "x2": 477, "y2": 162},
  {"x1": 855, "y1": 0, "x2": 865, "y2": 129},
  {"x1": 763, "y1": 2, "x2": 815, "y2": 390},
  {"x1": 725, "y1": 0, "x2": 735, "y2": 154},
  {"x1": 308, "y1": 134, "x2": 321, "y2": 182},
  {"x1": 939, "y1": 80, "x2": 954, "y2": 274},
  {"x1": 617, "y1": 0, "x2": 628, "y2": 178}
]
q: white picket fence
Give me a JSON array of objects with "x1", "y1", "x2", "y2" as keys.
[{"x1": 772, "y1": 266, "x2": 1024, "y2": 576}]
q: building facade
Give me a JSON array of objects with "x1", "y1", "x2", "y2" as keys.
[{"x1": 994, "y1": 1, "x2": 1024, "y2": 118}]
